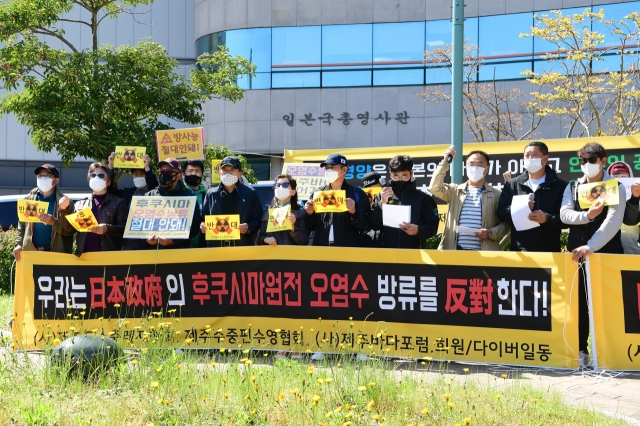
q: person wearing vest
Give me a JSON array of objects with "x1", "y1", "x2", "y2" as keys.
[{"x1": 560, "y1": 142, "x2": 626, "y2": 369}]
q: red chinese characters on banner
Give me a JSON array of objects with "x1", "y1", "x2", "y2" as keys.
[
  {"x1": 444, "y1": 278, "x2": 493, "y2": 315},
  {"x1": 92, "y1": 275, "x2": 163, "y2": 309}
]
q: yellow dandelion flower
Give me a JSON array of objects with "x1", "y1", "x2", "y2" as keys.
[
  {"x1": 141, "y1": 348, "x2": 148, "y2": 354},
  {"x1": 317, "y1": 378, "x2": 324, "y2": 384},
  {"x1": 251, "y1": 376, "x2": 257, "y2": 382},
  {"x1": 9, "y1": 343, "x2": 16, "y2": 350},
  {"x1": 464, "y1": 418, "x2": 472, "y2": 425},
  {"x1": 372, "y1": 414, "x2": 381, "y2": 420},
  {"x1": 220, "y1": 348, "x2": 225, "y2": 353},
  {"x1": 210, "y1": 362, "x2": 216, "y2": 367},
  {"x1": 325, "y1": 411, "x2": 333, "y2": 418},
  {"x1": 240, "y1": 358, "x2": 248, "y2": 363},
  {"x1": 495, "y1": 394, "x2": 501, "y2": 399},
  {"x1": 463, "y1": 368, "x2": 469, "y2": 373},
  {"x1": 533, "y1": 398, "x2": 539, "y2": 403},
  {"x1": 185, "y1": 338, "x2": 193, "y2": 344},
  {"x1": 263, "y1": 353, "x2": 269, "y2": 356},
  {"x1": 501, "y1": 374, "x2": 508, "y2": 379},
  {"x1": 114, "y1": 303, "x2": 121, "y2": 308},
  {"x1": 444, "y1": 393, "x2": 451, "y2": 399},
  {"x1": 68, "y1": 327, "x2": 75, "y2": 331},
  {"x1": 421, "y1": 408, "x2": 429, "y2": 414},
  {"x1": 312, "y1": 395, "x2": 321, "y2": 402},
  {"x1": 53, "y1": 338, "x2": 61, "y2": 346},
  {"x1": 290, "y1": 388, "x2": 299, "y2": 395},
  {"x1": 368, "y1": 382, "x2": 376, "y2": 387},
  {"x1": 425, "y1": 356, "x2": 433, "y2": 361},
  {"x1": 156, "y1": 367, "x2": 162, "y2": 373},
  {"x1": 176, "y1": 364, "x2": 181, "y2": 370},
  {"x1": 150, "y1": 381, "x2": 159, "y2": 388},
  {"x1": 367, "y1": 400, "x2": 375, "y2": 407},
  {"x1": 245, "y1": 360, "x2": 253, "y2": 366},
  {"x1": 358, "y1": 386, "x2": 367, "y2": 392},
  {"x1": 324, "y1": 378, "x2": 333, "y2": 383},
  {"x1": 242, "y1": 349, "x2": 249, "y2": 354},
  {"x1": 244, "y1": 394, "x2": 250, "y2": 400},
  {"x1": 448, "y1": 402, "x2": 454, "y2": 409},
  {"x1": 224, "y1": 392, "x2": 229, "y2": 398},
  {"x1": 254, "y1": 386, "x2": 259, "y2": 391},
  {"x1": 222, "y1": 378, "x2": 227, "y2": 383},
  {"x1": 131, "y1": 360, "x2": 138, "y2": 365},
  {"x1": 337, "y1": 363, "x2": 342, "y2": 367}
]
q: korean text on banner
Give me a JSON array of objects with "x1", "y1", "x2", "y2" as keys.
[
  {"x1": 123, "y1": 196, "x2": 196, "y2": 239},
  {"x1": 282, "y1": 163, "x2": 325, "y2": 200},
  {"x1": 17, "y1": 199, "x2": 49, "y2": 223},
  {"x1": 66, "y1": 207, "x2": 98, "y2": 232},
  {"x1": 577, "y1": 179, "x2": 620, "y2": 209},
  {"x1": 266, "y1": 205, "x2": 292, "y2": 232},
  {"x1": 205, "y1": 215, "x2": 241, "y2": 240},
  {"x1": 313, "y1": 190, "x2": 348, "y2": 213},
  {"x1": 211, "y1": 160, "x2": 222, "y2": 185},
  {"x1": 156, "y1": 127, "x2": 204, "y2": 161},
  {"x1": 13, "y1": 248, "x2": 579, "y2": 369},
  {"x1": 113, "y1": 146, "x2": 146, "y2": 169}
]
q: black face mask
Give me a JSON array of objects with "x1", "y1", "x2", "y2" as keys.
[
  {"x1": 159, "y1": 172, "x2": 177, "y2": 187},
  {"x1": 184, "y1": 175, "x2": 202, "y2": 187},
  {"x1": 390, "y1": 179, "x2": 412, "y2": 193}
]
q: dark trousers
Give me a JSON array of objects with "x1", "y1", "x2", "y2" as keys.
[{"x1": 578, "y1": 261, "x2": 590, "y2": 353}]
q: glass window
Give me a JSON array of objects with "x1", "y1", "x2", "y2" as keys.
[
  {"x1": 592, "y1": 53, "x2": 639, "y2": 74},
  {"x1": 196, "y1": 32, "x2": 226, "y2": 57},
  {"x1": 426, "y1": 67, "x2": 452, "y2": 84},
  {"x1": 237, "y1": 72, "x2": 271, "y2": 90},
  {"x1": 480, "y1": 13, "x2": 533, "y2": 62},
  {"x1": 225, "y1": 28, "x2": 271, "y2": 73},
  {"x1": 594, "y1": 2, "x2": 640, "y2": 48},
  {"x1": 374, "y1": 69, "x2": 424, "y2": 86},
  {"x1": 479, "y1": 62, "x2": 532, "y2": 81},
  {"x1": 322, "y1": 24, "x2": 372, "y2": 69},
  {"x1": 272, "y1": 26, "x2": 321, "y2": 71},
  {"x1": 532, "y1": 8, "x2": 591, "y2": 58},
  {"x1": 373, "y1": 22, "x2": 425, "y2": 68},
  {"x1": 272, "y1": 72, "x2": 321, "y2": 88},
  {"x1": 322, "y1": 71, "x2": 371, "y2": 87},
  {"x1": 426, "y1": 18, "x2": 479, "y2": 52}
]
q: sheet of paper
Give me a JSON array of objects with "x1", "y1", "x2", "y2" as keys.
[
  {"x1": 383, "y1": 204, "x2": 411, "y2": 228},
  {"x1": 66, "y1": 207, "x2": 98, "y2": 232},
  {"x1": 618, "y1": 178, "x2": 639, "y2": 201},
  {"x1": 510, "y1": 194, "x2": 540, "y2": 231},
  {"x1": 456, "y1": 226, "x2": 482, "y2": 234},
  {"x1": 266, "y1": 205, "x2": 292, "y2": 232},
  {"x1": 577, "y1": 179, "x2": 620, "y2": 209}
]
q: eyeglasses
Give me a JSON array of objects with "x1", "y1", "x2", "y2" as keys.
[
  {"x1": 37, "y1": 174, "x2": 54, "y2": 179},
  {"x1": 579, "y1": 156, "x2": 599, "y2": 165},
  {"x1": 275, "y1": 182, "x2": 291, "y2": 189},
  {"x1": 90, "y1": 173, "x2": 106, "y2": 179}
]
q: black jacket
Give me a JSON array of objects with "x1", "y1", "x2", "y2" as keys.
[
  {"x1": 144, "y1": 183, "x2": 202, "y2": 249},
  {"x1": 371, "y1": 180, "x2": 439, "y2": 249},
  {"x1": 497, "y1": 166, "x2": 568, "y2": 252},
  {"x1": 74, "y1": 193, "x2": 127, "y2": 256},
  {"x1": 109, "y1": 169, "x2": 158, "y2": 205},
  {"x1": 304, "y1": 182, "x2": 370, "y2": 247},
  {"x1": 202, "y1": 183, "x2": 263, "y2": 247},
  {"x1": 257, "y1": 207, "x2": 310, "y2": 246}
]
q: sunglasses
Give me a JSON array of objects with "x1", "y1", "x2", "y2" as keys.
[
  {"x1": 158, "y1": 169, "x2": 177, "y2": 175},
  {"x1": 275, "y1": 182, "x2": 291, "y2": 189},
  {"x1": 579, "y1": 156, "x2": 600, "y2": 165},
  {"x1": 90, "y1": 173, "x2": 106, "y2": 179}
]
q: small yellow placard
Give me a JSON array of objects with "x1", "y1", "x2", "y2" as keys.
[
  {"x1": 17, "y1": 199, "x2": 49, "y2": 223},
  {"x1": 156, "y1": 127, "x2": 204, "y2": 161},
  {"x1": 266, "y1": 205, "x2": 292, "y2": 232},
  {"x1": 113, "y1": 146, "x2": 146, "y2": 169},
  {"x1": 66, "y1": 208, "x2": 98, "y2": 232},
  {"x1": 313, "y1": 190, "x2": 348, "y2": 213},
  {"x1": 363, "y1": 186, "x2": 383, "y2": 208},
  {"x1": 211, "y1": 160, "x2": 222, "y2": 185},
  {"x1": 205, "y1": 215, "x2": 240, "y2": 240},
  {"x1": 578, "y1": 179, "x2": 620, "y2": 209}
]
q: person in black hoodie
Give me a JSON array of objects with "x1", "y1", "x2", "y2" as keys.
[
  {"x1": 107, "y1": 152, "x2": 158, "y2": 205},
  {"x1": 304, "y1": 153, "x2": 370, "y2": 247},
  {"x1": 200, "y1": 156, "x2": 263, "y2": 247},
  {"x1": 371, "y1": 155, "x2": 439, "y2": 249},
  {"x1": 497, "y1": 141, "x2": 568, "y2": 252},
  {"x1": 145, "y1": 158, "x2": 202, "y2": 249}
]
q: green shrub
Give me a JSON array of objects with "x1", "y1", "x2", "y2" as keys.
[
  {"x1": 423, "y1": 234, "x2": 442, "y2": 250},
  {"x1": 0, "y1": 228, "x2": 17, "y2": 294}
]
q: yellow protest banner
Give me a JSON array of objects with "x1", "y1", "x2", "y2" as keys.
[
  {"x1": 281, "y1": 162, "x2": 325, "y2": 200},
  {"x1": 266, "y1": 205, "x2": 292, "y2": 232},
  {"x1": 577, "y1": 179, "x2": 620, "y2": 209},
  {"x1": 113, "y1": 146, "x2": 146, "y2": 169},
  {"x1": 205, "y1": 215, "x2": 240, "y2": 240},
  {"x1": 362, "y1": 186, "x2": 383, "y2": 208},
  {"x1": 123, "y1": 196, "x2": 197, "y2": 239},
  {"x1": 313, "y1": 190, "x2": 348, "y2": 213},
  {"x1": 211, "y1": 159, "x2": 222, "y2": 184},
  {"x1": 156, "y1": 127, "x2": 204, "y2": 161},
  {"x1": 66, "y1": 207, "x2": 98, "y2": 232},
  {"x1": 17, "y1": 199, "x2": 49, "y2": 223}
]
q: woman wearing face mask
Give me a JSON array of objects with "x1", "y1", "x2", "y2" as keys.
[
  {"x1": 257, "y1": 175, "x2": 309, "y2": 246},
  {"x1": 73, "y1": 163, "x2": 128, "y2": 256},
  {"x1": 560, "y1": 142, "x2": 626, "y2": 369}
]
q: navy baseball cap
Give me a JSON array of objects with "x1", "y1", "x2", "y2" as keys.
[
  {"x1": 158, "y1": 158, "x2": 182, "y2": 171},
  {"x1": 220, "y1": 156, "x2": 242, "y2": 170},
  {"x1": 34, "y1": 164, "x2": 60, "y2": 178},
  {"x1": 320, "y1": 153, "x2": 348, "y2": 167}
]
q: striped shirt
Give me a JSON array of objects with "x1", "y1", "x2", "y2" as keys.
[{"x1": 458, "y1": 185, "x2": 484, "y2": 250}]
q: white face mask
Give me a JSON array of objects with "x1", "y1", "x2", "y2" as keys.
[
  {"x1": 581, "y1": 162, "x2": 602, "y2": 179},
  {"x1": 523, "y1": 158, "x2": 544, "y2": 174},
  {"x1": 275, "y1": 187, "x2": 291, "y2": 200},
  {"x1": 133, "y1": 177, "x2": 147, "y2": 189},
  {"x1": 466, "y1": 166, "x2": 486, "y2": 183},
  {"x1": 221, "y1": 173, "x2": 238, "y2": 187},
  {"x1": 89, "y1": 177, "x2": 107, "y2": 192},
  {"x1": 37, "y1": 177, "x2": 54, "y2": 193},
  {"x1": 324, "y1": 169, "x2": 340, "y2": 184}
]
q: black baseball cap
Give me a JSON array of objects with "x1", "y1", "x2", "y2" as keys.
[
  {"x1": 320, "y1": 153, "x2": 348, "y2": 168},
  {"x1": 220, "y1": 156, "x2": 241, "y2": 170},
  {"x1": 34, "y1": 164, "x2": 60, "y2": 178},
  {"x1": 362, "y1": 171, "x2": 384, "y2": 188}
]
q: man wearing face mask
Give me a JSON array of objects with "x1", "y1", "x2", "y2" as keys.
[
  {"x1": 371, "y1": 155, "x2": 439, "y2": 249},
  {"x1": 107, "y1": 152, "x2": 158, "y2": 205},
  {"x1": 304, "y1": 154, "x2": 370, "y2": 247},
  {"x1": 145, "y1": 158, "x2": 203, "y2": 249},
  {"x1": 183, "y1": 160, "x2": 207, "y2": 248},
  {"x1": 429, "y1": 148, "x2": 509, "y2": 250},
  {"x1": 560, "y1": 142, "x2": 625, "y2": 369},
  {"x1": 497, "y1": 141, "x2": 568, "y2": 252},
  {"x1": 200, "y1": 156, "x2": 263, "y2": 247},
  {"x1": 13, "y1": 164, "x2": 75, "y2": 260}
]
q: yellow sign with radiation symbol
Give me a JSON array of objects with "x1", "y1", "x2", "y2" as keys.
[
  {"x1": 66, "y1": 207, "x2": 98, "y2": 232},
  {"x1": 205, "y1": 215, "x2": 241, "y2": 240},
  {"x1": 17, "y1": 199, "x2": 49, "y2": 223},
  {"x1": 113, "y1": 146, "x2": 146, "y2": 169}
]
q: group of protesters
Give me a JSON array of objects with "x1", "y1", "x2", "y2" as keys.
[{"x1": 12, "y1": 140, "x2": 640, "y2": 366}]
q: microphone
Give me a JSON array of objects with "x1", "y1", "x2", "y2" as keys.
[
  {"x1": 528, "y1": 193, "x2": 535, "y2": 211},
  {"x1": 446, "y1": 145, "x2": 455, "y2": 163}
]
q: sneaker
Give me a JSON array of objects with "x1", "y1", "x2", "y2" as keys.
[
  {"x1": 579, "y1": 351, "x2": 592, "y2": 369},
  {"x1": 354, "y1": 354, "x2": 369, "y2": 361},
  {"x1": 311, "y1": 352, "x2": 325, "y2": 361}
]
